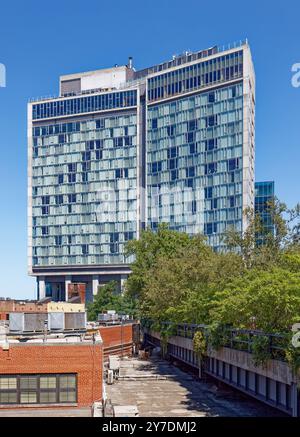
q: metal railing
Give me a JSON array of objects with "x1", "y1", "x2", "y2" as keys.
[
  {"x1": 142, "y1": 320, "x2": 289, "y2": 362},
  {"x1": 28, "y1": 40, "x2": 248, "y2": 104}
]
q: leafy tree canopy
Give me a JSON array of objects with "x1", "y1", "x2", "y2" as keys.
[
  {"x1": 124, "y1": 199, "x2": 300, "y2": 334},
  {"x1": 87, "y1": 280, "x2": 138, "y2": 321}
]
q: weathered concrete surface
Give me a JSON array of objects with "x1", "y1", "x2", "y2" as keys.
[
  {"x1": 106, "y1": 357, "x2": 284, "y2": 417},
  {"x1": 209, "y1": 347, "x2": 293, "y2": 385},
  {"x1": 149, "y1": 330, "x2": 293, "y2": 385}
]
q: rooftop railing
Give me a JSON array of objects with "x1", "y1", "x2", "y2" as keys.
[
  {"x1": 28, "y1": 40, "x2": 248, "y2": 104},
  {"x1": 142, "y1": 320, "x2": 288, "y2": 362}
]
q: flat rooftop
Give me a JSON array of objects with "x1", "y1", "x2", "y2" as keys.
[
  {"x1": 106, "y1": 357, "x2": 283, "y2": 417},
  {"x1": 30, "y1": 40, "x2": 248, "y2": 103},
  {"x1": 0, "y1": 329, "x2": 102, "y2": 345}
]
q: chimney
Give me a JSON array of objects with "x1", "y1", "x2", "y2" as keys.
[{"x1": 128, "y1": 56, "x2": 133, "y2": 69}]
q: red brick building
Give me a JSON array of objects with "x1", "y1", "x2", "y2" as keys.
[
  {"x1": 0, "y1": 300, "x2": 47, "y2": 321},
  {"x1": 0, "y1": 299, "x2": 85, "y2": 322},
  {"x1": 0, "y1": 334, "x2": 103, "y2": 409},
  {"x1": 99, "y1": 324, "x2": 133, "y2": 358},
  {"x1": 98, "y1": 323, "x2": 140, "y2": 359}
]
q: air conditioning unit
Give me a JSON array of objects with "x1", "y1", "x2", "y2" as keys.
[{"x1": 107, "y1": 369, "x2": 114, "y2": 385}]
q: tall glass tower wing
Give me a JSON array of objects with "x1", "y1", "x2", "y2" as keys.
[
  {"x1": 28, "y1": 89, "x2": 139, "y2": 272},
  {"x1": 146, "y1": 45, "x2": 255, "y2": 250},
  {"x1": 255, "y1": 181, "x2": 275, "y2": 243},
  {"x1": 147, "y1": 84, "x2": 244, "y2": 248}
]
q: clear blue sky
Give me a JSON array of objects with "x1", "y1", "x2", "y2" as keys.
[{"x1": 0, "y1": 0, "x2": 299, "y2": 299}]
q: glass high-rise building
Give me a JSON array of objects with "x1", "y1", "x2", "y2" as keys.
[
  {"x1": 255, "y1": 181, "x2": 275, "y2": 244},
  {"x1": 28, "y1": 41, "x2": 255, "y2": 302}
]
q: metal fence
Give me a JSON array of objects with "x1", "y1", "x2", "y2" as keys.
[{"x1": 142, "y1": 320, "x2": 289, "y2": 362}]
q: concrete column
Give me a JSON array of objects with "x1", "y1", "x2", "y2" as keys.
[
  {"x1": 65, "y1": 275, "x2": 72, "y2": 302},
  {"x1": 291, "y1": 382, "x2": 299, "y2": 417},
  {"x1": 92, "y1": 275, "x2": 99, "y2": 297},
  {"x1": 39, "y1": 277, "x2": 46, "y2": 300},
  {"x1": 120, "y1": 274, "x2": 127, "y2": 294}
]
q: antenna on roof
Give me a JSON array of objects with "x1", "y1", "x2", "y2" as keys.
[{"x1": 128, "y1": 56, "x2": 133, "y2": 69}]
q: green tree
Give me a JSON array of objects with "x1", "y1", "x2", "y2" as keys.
[
  {"x1": 210, "y1": 268, "x2": 300, "y2": 333},
  {"x1": 123, "y1": 199, "x2": 300, "y2": 340},
  {"x1": 131, "y1": 230, "x2": 243, "y2": 324},
  {"x1": 224, "y1": 199, "x2": 300, "y2": 269},
  {"x1": 223, "y1": 207, "x2": 264, "y2": 268},
  {"x1": 125, "y1": 223, "x2": 196, "y2": 300},
  {"x1": 279, "y1": 246, "x2": 300, "y2": 272},
  {"x1": 87, "y1": 281, "x2": 138, "y2": 321}
]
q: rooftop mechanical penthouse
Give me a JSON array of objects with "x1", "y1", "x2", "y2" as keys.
[{"x1": 28, "y1": 41, "x2": 255, "y2": 302}]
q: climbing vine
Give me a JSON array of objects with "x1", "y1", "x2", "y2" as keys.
[
  {"x1": 251, "y1": 336, "x2": 272, "y2": 367},
  {"x1": 285, "y1": 332, "x2": 300, "y2": 375},
  {"x1": 159, "y1": 323, "x2": 176, "y2": 358},
  {"x1": 207, "y1": 322, "x2": 231, "y2": 351},
  {"x1": 193, "y1": 330, "x2": 207, "y2": 358}
]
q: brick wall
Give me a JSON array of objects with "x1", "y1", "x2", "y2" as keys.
[
  {"x1": 99, "y1": 324, "x2": 133, "y2": 358},
  {"x1": 0, "y1": 342, "x2": 103, "y2": 408},
  {"x1": 0, "y1": 300, "x2": 48, "y2": 321}
]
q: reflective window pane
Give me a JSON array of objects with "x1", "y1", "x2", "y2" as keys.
[
  {"x1": 59, "y1": 375, "x2": 76, "y2": 389},
  {"x1": 0, "y1": 377, "x2": 17, "y2": 390},
  {"x1": 0, "y1": 392, "x2": 17, "y2": 403},
  {"x1": 20, "y1": 392, "x2": 37, "y2": 404},
  {"x1": 40, "y1": 376, "x2": 56, "y2": 389},
  {"x1": 20, "y1": 376, "x2": 37, "y2": 389},
  {"x1": 59, "y1": 391, "x2": 76, "y2": 402},
  {"x1": 40, "y1": 391, "x2": 57, "y2": 403}
]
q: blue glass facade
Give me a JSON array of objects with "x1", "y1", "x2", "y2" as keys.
[
  {"x1": 255, "y1": 181, "x2": 275, "y2": 243},
  {"x1": 147, "y1": 74, "x2": 247, "y2": 250},
  {"x1": 32, "y1": 90, "x2": 137, "y2": 120},
  {"x1": 30, "y1": 91, "x2": 138, "y2": 268},
  {"x1": 148, "y1": 51, "x2": 243, "y2": 102},
  {"x1": 28, "y1": 42, "x2": 255, "y2": 300}
]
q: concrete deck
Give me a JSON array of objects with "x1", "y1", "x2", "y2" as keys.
[{"x1": 106, "y1": 357, "x2": 284, "y2": 417}]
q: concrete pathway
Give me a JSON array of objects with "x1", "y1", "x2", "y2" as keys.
[{"x1": 106, "y1": 357, "x2": 284, "y2": 417}]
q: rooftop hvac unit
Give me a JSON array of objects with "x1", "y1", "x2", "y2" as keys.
[
  {"x1": 92, "y1": 401, "x2": 103, "y2": 417},
  {"x1": 98, "y1": 312, "x2": 119, "y2": 322},
  {"x1": 24, "y1": 313, "x2": 47, "y2": 332},
  {"x1": 109, "y1": 355, "x2": 120, "y2": 371},
  {"x1": 107, "y1": 369, "x2": 114, "y2": 385},
  {"x1": 48, "y1": 312, "x2": 65, "y2": 330},
  {"x1": 9, "y1": 313, "x2": 24, "y2": 332},
  {"x1": 113, "y1": 406, "x2": 139, "y2": 417},
  {"x1": 64, "y1": 312, "x2": 86, "y2": 330},
  {"x1": 9, "y1": 313, "x2": 48, "y2": 332}
]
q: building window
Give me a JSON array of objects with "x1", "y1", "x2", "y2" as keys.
[
  {"x1": 42, "y1": 226, "x2": 49, "y2": 236},
  {"x1": 56, "y1": 195, "x2": 63, "y2": 205},
  {"x1": 82, "y1": 244, "x2": 89, "y2": 255},
  {"x1": 115, "y1": 168, "x2": 128, "y2": 179},
  {"x1": 0, "y1": 377, "x2": 17, "y2": 404},
  {"x1": 205, "y1": 162, "x2": 217, "y2": 175},
  {"x1": 205, "y1": 222, "x2": 217, "y2": 235},
  {"x1": 59, "y1": 375, "x2": 77, "y2": 402},
  {"x1": 208, "y1": 92, "x2": 215, "y2": 103},
  {"x1": 20, "y1": 376, "x2": 38, "y2": 404},
  {"x1": 40, "y1": 376, "x2": 57, "y2": 403},
  {"x1": 228, "y1": 158, "x2": 239, "y2": 171},
  {"x1": 0, "y1": 374, "x2": 77, "y2": 405}
]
